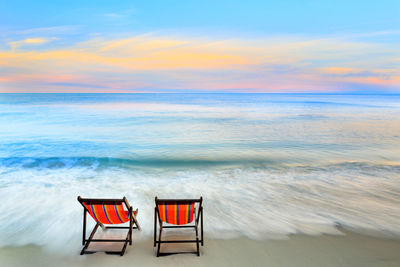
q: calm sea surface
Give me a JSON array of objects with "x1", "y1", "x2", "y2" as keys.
[{"x1": 0, "y1": 93, "x2": 400, "y2": 251}]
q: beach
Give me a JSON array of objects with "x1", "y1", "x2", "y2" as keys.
[
  {"x1": 1, "y1": 229, "x2": 400, "y2": 267},
  {"x1": 1, "y1": 94, "x2": 400, "y2": 266},
  {"x1": 2, "y1": 0, "x2": 400, "y2": 265}
]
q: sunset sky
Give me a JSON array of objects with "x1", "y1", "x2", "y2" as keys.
[{"x1": 0, "y1": 0, "x2": 399, "y2": 93}]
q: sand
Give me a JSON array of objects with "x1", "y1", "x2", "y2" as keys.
[{"x1": 1, "y1": 229, "x2": 400, "y2": 267}]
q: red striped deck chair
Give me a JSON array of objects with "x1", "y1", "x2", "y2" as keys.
[
  {"x1": 77, "y1": 196, "x2": 141, "y2": 256},
  {"x1": 154, "y1": 197, "x2": 203, "y2": 256}
]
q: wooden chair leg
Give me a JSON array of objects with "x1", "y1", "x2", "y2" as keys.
[
  {"x1": 195, "y1": 224, "x2": 200, "y2": 256},
  {"x1": 80, "y1": 223, "x2": 99, "y2": 255},
  {"x1": 157, "y1": 224, "x2": 163, "y2": 257},
  {"x1": 121, "y1": 234, "x2": 129, "y2": 256},
  {"x1": 201, "y1": 207, "x2": 204, "y2": 246},
  {"x1": 129, "y1": 207, "x2": 133, "y2": 245},
  {"x1": 154, "y1": 207, "x2": 157, "y2": 247},
  {"x1": 82, "y1": 209, "x2": 87, "y2": 245}
]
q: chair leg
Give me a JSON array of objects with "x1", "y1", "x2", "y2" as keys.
[
  {"x1": 80, "y1": 223, "x2": 99, "y2": 255},
  {"x1": 154, "y1": 208, "x2": 157, "y2": 247},
  {"x1": 82, "y1": 209, "x2": 87, "y2": 245},
  {"x1": 201, "y1": 207, "x2": 204, "y2": 246},
  {"x1": 129, "y1": 208, "x2": 133, "y2": 245},
  {"x1": 157, "y1": 224, "x2": 163, "y2": 257},
  {"x1": 195, "y1": 225, "x2": 200, "y2": 256},
  {"x1": 121, "y1": 234, "x2": 129, "y2": 256}
]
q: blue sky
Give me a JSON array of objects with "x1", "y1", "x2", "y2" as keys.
[{"x1": 0, "y1": 0, "x2": 399, "y2": 93}]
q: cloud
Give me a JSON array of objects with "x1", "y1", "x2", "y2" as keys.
[
  {"x1": 18, "y1": 26, "x2": 80, "y2": 35},
  {"x1": 103, "y1": 8, "x2": 136, "y2": 20},
  {"x1": 320, "y1": 67, "x2": 356, "y2": 75},
  {"x1": 0, "y1": 33, "x2": 399, "y2": 93},
  {"x1": 8, "y1": 37, "x2": 56, "y2": 51}
]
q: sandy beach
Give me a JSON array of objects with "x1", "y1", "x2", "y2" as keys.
[
  {"x1": 1, "y1": 95, "x2": 400, "y2": 266},
  {"x1": 2, "y1": 0, "x2": 400, "y2": 264},
  {"x1": 1, "y1": 229, "x2": 400, "y2": 267}
]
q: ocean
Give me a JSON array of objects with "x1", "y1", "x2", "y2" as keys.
[{"x1": 0, "y1": 93, "x2": 399, "y2": 252}]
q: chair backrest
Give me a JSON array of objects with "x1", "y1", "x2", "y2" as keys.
[
  {"x1": 155, "y1": 197, "x2": 202, "y2": 225},
  {"x1": 78, "y1": 197, "x2": 130, "y2": 225}
]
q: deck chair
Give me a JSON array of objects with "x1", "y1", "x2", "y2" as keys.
[
  {"x1": 154, "y1": 197, "x2": 203, "y2": 256},
  {"x1": 77, "y1": 196, "x2": 141, "y2": 256}
]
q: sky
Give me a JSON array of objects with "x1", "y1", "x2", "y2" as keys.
[{"x1": 0, "y1": 0, "x2": 399, "y2": 93}]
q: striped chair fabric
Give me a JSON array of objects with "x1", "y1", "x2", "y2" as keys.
[
  {"x1": 158, "y1": 202, "x2": 195, "y2": 225},
  {"x1": 83, "y1": 203, "x2": 131, "y2": 224}
]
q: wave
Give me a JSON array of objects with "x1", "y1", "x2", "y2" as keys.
[
  {"x1": 0, "y1": 158, "x2": 400, "y2": 253},
  {"x1": 0, "y1": 156, "x2": 282, "y2": 169},
  {"x1": 1, "y1": 156, "x2": 400, "y2": 171}
]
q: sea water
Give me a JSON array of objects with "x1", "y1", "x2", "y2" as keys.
[{"x1": 0, "y1": 93, "x2": 400, "y2": 252}]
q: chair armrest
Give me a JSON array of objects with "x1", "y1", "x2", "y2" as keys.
[{"x1": 123, "y1": 197, "x2": 131, "y2": 210}]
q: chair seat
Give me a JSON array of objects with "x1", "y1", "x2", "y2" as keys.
[
  {"x1": 84, "y1": 203, "x2": 134, "y2": 224},
  {"x1": 158, "y1": 203, "x2": 195, "y2": 225}
]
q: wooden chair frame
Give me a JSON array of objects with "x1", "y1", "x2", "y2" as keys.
[
  {"x1": 154, "y1": 197, "x2": 204, "y2": 256},
  {"x1": 77, "y1": 196, "x2": 141, "y2": 256}
]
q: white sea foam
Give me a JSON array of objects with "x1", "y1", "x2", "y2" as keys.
[
  {"x1": 0, "y1": 161, "x2": 399, "y2": 254},
  {"x1": 1, "y1": 93, "x2": 400, "y2": 254}
]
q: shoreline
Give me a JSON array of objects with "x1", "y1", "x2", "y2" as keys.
[{"x1": 1, "y1": 229, "x2": 400, "y2": 267}]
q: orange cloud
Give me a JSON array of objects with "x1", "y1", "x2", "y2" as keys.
[
  {"x1": 0, "y1": 45, "x2": 250, "y2": 71},
  {"x1": 23, "y1": 38, "x2": 48, "y2": 44},
  {"x1": 1, "y1": 34, "x2": 399, "y2": 92},
  {"x1": 8, "y1": 37, "x2": 53, "y2": 51},
  {"x1": 346, "y1": 76, "x2": 400, "y2": 87},
  {"x1": 320, "y1": 67, "x2": 357, "y2": 75}
]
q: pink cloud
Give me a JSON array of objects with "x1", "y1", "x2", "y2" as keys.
[{"x1": 1, "y1": 34, "x2": 399, "y2": 93}]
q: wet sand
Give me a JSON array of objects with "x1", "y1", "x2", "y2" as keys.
[{"x1": 1, "y1": 229, "x2": 400, "y2": 267}]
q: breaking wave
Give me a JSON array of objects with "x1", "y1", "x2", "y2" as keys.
[{"x1": 0, "y1": 157, "x2": 399, "y2": 253}]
